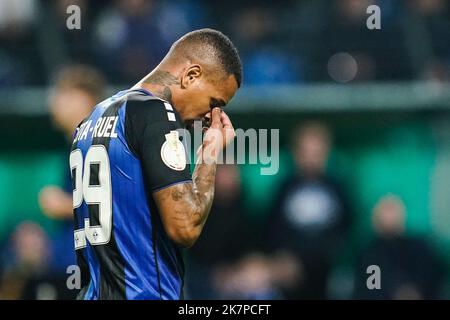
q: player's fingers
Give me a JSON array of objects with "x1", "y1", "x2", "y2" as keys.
[
  {"x1": 220, "y1": 111, "x2": 234, "y2": 130},
  {"x1": 202, "y1": 112, "x2": 211, "y2": 126},
  {"x1": 202, "y1": 112, "x2": 211, "y2": 133},
  {"x1": 196, "y1": 144, "x2": 203, "y2": 156},
  {"x1": 221, "y1": 111, "x2": 235, "y2": 138},
  {"x1": 220, "y1": 111, "x2": 236, "y2": 145},
  {"x1": 210, "y1": 107, "x2": 222, "y2": 129}
]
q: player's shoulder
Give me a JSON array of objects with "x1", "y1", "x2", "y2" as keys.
[{"x1": 125, "y1": 89, "x2": 181, "y2": 126}]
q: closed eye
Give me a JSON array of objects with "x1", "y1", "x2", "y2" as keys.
[{"x1": 210, "y1": 97, "x2": 226, "y2": 109}]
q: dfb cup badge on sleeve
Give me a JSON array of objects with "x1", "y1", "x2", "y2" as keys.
[{"x1": 161, "y1": 130, "x2": 187, "y2": 171}]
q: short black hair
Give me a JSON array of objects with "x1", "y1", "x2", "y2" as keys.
[{"x1": 175, "y1": 28, "x2": 243, "y2": 88}]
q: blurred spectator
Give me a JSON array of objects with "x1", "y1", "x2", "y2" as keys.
[
  {"x1": 1, "y1": 0, "x2": 449, "y2": 85},
  {"x1": 93, "y1": 0, "x2": 162, "y2": 81},
  {"x1": 0, "y1": 222, "x2": 74, "y2": 299},
  {"x1": 266, "y1": 122, "x2": 352, "y2": 299},
  {"x1": 46, "y1": 65, "x2": 106, "y2": 140},
  {"x1": 408, "y1": 0, "x2": 450, "y2": 59},
  {"x1": 243, "y1": 48, "x2": 302, "y2": 85},
  {"x1": 186, "y1": 164, "x2": 263, "y2": 299},
  {"x1": 38, "y1": 65, "x2": 105, "y2": 273},
  {"x1": 0, "y1": 0, "x2": 40, "y2": 86},
  {"x1": 353, "y1": 195, "x2": 445, "y2": 299},
  {"x1": 0, "y1": 0, "x2": 35, "y2": 32},
  {"x1": 211, "y1": 253, "x2": 280, "y2": 299},
  {"x1": 403, "y1": 0, "x2": 450, "y2": 81},
  {"x1": 156, "y1": 0, "x2": 209, "y2": 43},
  {"x1": 317, "y1": 0, "x2": 413, "y2": 81},
  {"x1": 422, "y1": 60, "x2": 450, "y2": 82},
  {"x1": 49, "y1": 0, "x2": 94, "y2": 65},
  {"x1": 229, "y1": 6, "x2": 302, "y2": 84}
]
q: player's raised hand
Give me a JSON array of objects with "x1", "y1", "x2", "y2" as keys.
[
  {"x1": 206, "y1": 107, "x2": 235, "y2": 147},
  {"x1": 220, "y1": 110, "x2": 236, "y2": 147},
  {"x1": 209, "y1": 107, "x2": 222, "y2": 130},
  {"x1": 201, "y1": 107, "x2": 235, "y2": 164}
]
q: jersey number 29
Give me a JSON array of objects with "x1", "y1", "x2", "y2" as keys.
[{"x1": 70, "y1": 145, "x2": 112, "y2": 249}]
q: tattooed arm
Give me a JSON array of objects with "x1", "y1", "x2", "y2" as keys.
[
  {"x1": 153, "y1": 108, "x2": 235, "y2": 248},
  {"x1": 153, "y1": 159, "x2": 216, "y2": 248}
]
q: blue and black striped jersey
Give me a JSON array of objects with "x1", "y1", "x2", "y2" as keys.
[{"x1": 70, "y1": 88, "x2": 191, "y2": 300}]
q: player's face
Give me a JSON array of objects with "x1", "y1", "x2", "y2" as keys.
[{"x1": 173, "y1": 70, "x2": 238, "y2": 122}]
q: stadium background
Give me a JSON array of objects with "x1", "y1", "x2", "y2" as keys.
[{"x1": 0, "y1": 0, "x2": 450, "y2": 299}]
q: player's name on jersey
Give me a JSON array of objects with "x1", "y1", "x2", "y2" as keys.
[{"x1": 74, "y1": 116, "x2": 119, "y2": 143}]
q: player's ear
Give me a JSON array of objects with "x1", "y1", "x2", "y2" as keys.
[{"x1": 181, "y1": 65, "x2": 202, "y2": 88}]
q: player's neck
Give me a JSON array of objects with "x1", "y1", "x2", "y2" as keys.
[
  {"x1": 132, "y1": 82, "x2": 168, "y2": 101},
  {"x1": 133, "y1": 69, "x2": 187, "y2": 121},
  {"x1": 134, "y1": 69, "x2": 179, "y2": 101}
]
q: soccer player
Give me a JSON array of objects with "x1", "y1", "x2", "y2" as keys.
[{"x1": 70, "y1": 29, "x2": 242, "y2": 300}]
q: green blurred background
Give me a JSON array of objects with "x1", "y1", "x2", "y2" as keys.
[{"x1": 1, "y1": 96, "x2": 447, "y2": 254}]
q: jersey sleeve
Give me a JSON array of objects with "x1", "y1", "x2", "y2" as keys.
[{"x1": 125, "y1": 98, "x2": 192, "y2": 191}]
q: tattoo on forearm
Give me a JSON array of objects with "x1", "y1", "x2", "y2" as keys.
[
  {"x1": 194, "y1": 162, "x2": 216, "y2": 200},
  {"x1": 167, "y1": 167, "x2": 215, "y2": 228},
  {"x1": 171, "y1": 184, "x2": 187, "y2": 201}
]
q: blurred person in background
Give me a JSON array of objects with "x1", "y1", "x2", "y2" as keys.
[
  {"x1": 318, "y1": 0, "x2": 412, "y2": 81},
  {"x1": 38, "y1": 65, "x2": 105, "y2": 273},
  {"x1": 39, "y1": 65, "x2": 106, "y2": 220},
  {"x1": 353, "y1": 195, "x2": 445, "y2": 300},
  {"x1": 0, "y1": 222, "x2": 73, "y2": 299},
  {"x1": 94, "y1": 0, "x2": 165, "y2": 82},
  {"x1": 228, "y1": 5, "x2": 301, "y2": 85},
  {"x1": 0, "y1": 0, "x2": 41, "y2": 86},
  {"x1": 49, "y1": 0, "x2": 94, "y2": 65},
  {"x1": 186, "y1": 164, "x2": 266, "y2": 299},
  {"x1": 267, "y1": 122, "x2": 352, "y2": 299},
  {"x1": 211, "y1": 253, "x2": 281, "y2": 300},
  {"x1": 403, "y1": 0, "x2": 450, "y2": 82}
]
